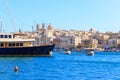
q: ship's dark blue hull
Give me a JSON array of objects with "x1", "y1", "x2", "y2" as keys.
[{"x1": 0, "y1": 44, "x2": 55, "y2": 56}]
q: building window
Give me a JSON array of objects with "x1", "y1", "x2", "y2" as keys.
[
  {"x1": 5, "y1": 35, "x2": 7, "y2": 38},
  {"x1": 9, "y1": 43, "x2": 12, "y2": 47},
  {"x1": 13, "y1": 43, "x2": 15, "y2": 46},
  {"x1": 16, "y1": 43, "x2": 19, "y2": 46},
  {"x1": 0, "y1": 43, "x2": 4, "y2": 47},
  {"x1": 20, "y1": 43, "x2": 23, "y2": 46},
  {"x1": 9, "y1": 35, "x2": 12, "y2": 38},
  {"x1": 10, "y1": 43, "x2": 15, "y2": 47},
  {"x1": 1, "y1": 35, "x2": 3, "y2": 38},
  {"x1": 29, "y1": 43, "x2": 31, "y2": 45}
]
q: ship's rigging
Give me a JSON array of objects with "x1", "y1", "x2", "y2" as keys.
[
  {"x1": 0, "y1": 17, "x2": 6, "y2": 32},
  {"x1": 5, "y1": 0, "x2": 16, "y2": 32}
]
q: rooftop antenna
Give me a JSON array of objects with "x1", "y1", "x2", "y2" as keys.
[{"x1": 5, "y1": 0, "x2": 16, "y2": 32}]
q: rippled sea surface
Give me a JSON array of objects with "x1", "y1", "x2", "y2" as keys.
[{"x1": 0, "y1": 51, "x2": 120, "y2": 80}]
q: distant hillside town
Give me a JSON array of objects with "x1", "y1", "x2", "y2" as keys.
[{"x1": 19, "y1": 23, "x2": 120, "y2": 51}]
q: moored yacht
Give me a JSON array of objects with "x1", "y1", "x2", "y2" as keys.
[
  {"x1": 65, "y1": 50, "x2": 71, "y2": 54},
  {"x1": 0, "y1": 33, "x2": 55, "y2": 56},
  {"x1": 84, "y1": 48, "x2": 94, "y2": 56}
]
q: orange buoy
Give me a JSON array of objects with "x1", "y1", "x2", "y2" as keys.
[{"x1": 14, "y1": 66, "x2": 18, "y2": 72}]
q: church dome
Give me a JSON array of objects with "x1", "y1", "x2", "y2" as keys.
[
  {"x1": 47, "y1": 23, "x2": 53, "y2": 30},
  {"x1": 89, "y1": 28, "x2": 95, "y2": 33}
]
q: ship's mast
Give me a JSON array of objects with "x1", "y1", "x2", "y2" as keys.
[
  {"x1": 0, "y1": 17, "x2": 6, "y2": 32},
  {"x1": 5, "y1": 0, "x2": 16, "y2": 32}
]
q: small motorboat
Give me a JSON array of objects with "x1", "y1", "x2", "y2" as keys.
[
  {"x1": 86, "y1": 49, "x2": 94, "y2": 56},
  {"x1": 65, "y1": 50, "x2": 71, "y2": 54}
]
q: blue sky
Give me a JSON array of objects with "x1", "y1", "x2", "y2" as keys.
[{"x1": 0, "y1": 0, "x2": 120, "y2": 32}]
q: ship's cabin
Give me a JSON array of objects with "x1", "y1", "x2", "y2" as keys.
[
  {"x1": 0, "y1": 42, "x2": 24, "y2": 48},
  {"x1": 0, "y1": 39, "x2": 35, "y2": 48},
  {"x1": 0, "y1": 33, "x2": 35, "y2": 48},
  {"x1": 0, "y1": 33, "x2": 13, "y2": 38},
  {"x1": 0, "y1": 33, "x2": 34, "y2": 48}
]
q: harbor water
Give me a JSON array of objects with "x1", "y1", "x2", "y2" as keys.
[{"x1": 0, "y1": 51, "x2": 120, "y2": 80}]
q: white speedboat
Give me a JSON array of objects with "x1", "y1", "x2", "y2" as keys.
[
  {"x1": 86, "y1": 49, "x2": 94, "y2": 56},
  {"x1": 65, "y1": 50, "x2": 71, "y2": 54}
]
